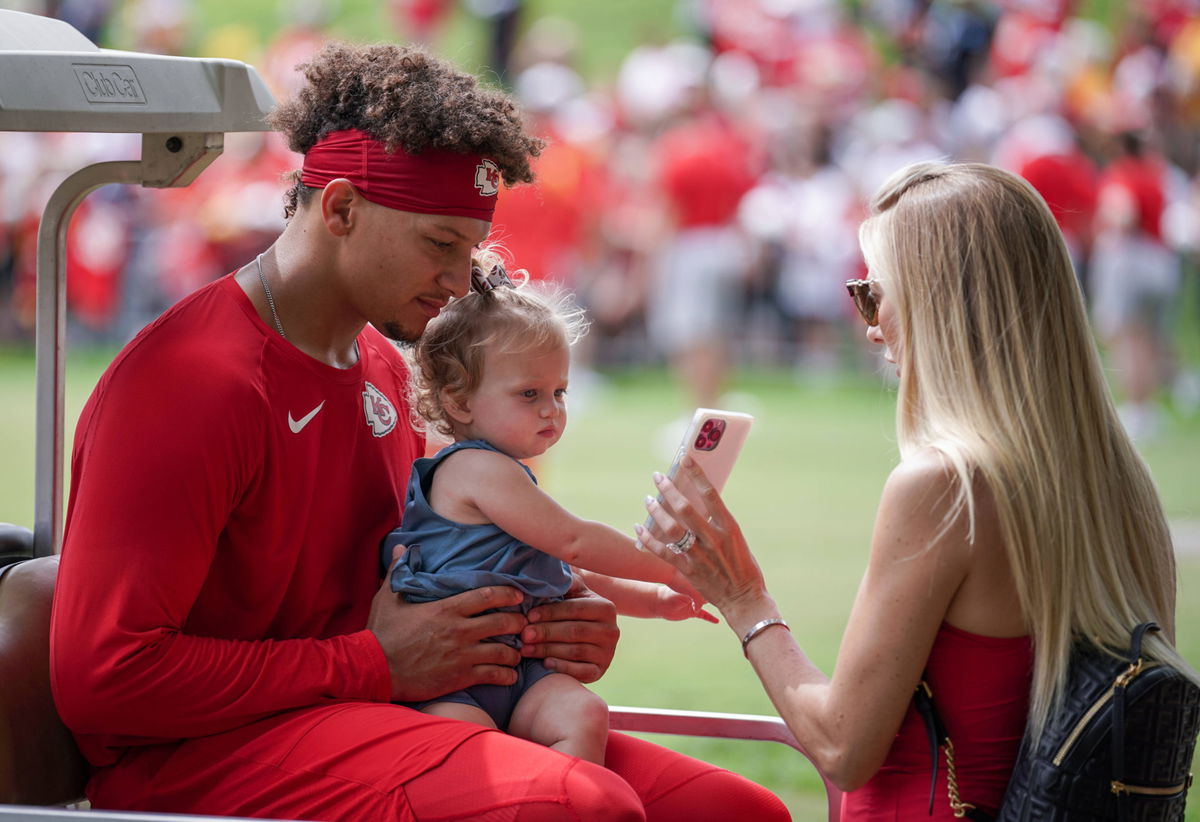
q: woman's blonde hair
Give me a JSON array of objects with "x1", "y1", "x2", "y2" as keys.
[
  {"x1": 858, "y1": 161, "x2": 1192, "y2": 741},
  {"x1": 407, "y1": 249, "x2": 589, "y2": 438}
]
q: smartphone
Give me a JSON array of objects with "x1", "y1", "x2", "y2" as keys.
[{"x1": 643, "y1": 408, "x2": 754, "y2": 532}]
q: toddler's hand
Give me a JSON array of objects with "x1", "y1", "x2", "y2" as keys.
[
  {"x1": 656, "y1": 586, "x2": 720, "y2": 623},
  {"x1": 667, "y1": 570, "x2": 708, "y2": 610},
  {"x1": 572, "y1": 570, "x2": 717, "y2": 623}
]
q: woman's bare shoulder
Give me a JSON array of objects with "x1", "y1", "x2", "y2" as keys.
[
  {"x1": 874, "y1": 446, "x2": 1004, "y2": 573},
  {"x1": 881, "y1": 448, "x2": 960, "y2": 513},
  {"x1": 885, "y1": 447, "x2": 998, "y2": 516}
]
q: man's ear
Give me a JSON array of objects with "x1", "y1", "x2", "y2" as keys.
[
  {"x1": 320, "y1": 178, "x2": 358, "y2": 236},
  {"x1": 441, "y1": 387, "x2": 472, "y2": 425}
]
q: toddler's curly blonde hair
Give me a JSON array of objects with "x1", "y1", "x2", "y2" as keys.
[{"x1": 407, "y1": 251, "x2": 589, "y2": 438}]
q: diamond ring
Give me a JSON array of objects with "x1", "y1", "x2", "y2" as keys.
[{"x1": 667, "y1": 529, "x2": 696, "y2": 554}]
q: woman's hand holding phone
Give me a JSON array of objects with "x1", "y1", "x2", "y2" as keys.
[
  {"x1": 641, "y1": 408, "x2": 753, "y2": 540},
  {"x1": 637, "y1": 455, "x2": 772, "y2": 622}
]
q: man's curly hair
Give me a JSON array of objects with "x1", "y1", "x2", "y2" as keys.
[{"x1": 269, "y1": 43, "x2": 544, "y2": 217}]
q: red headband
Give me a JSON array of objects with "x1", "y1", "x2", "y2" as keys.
[{"x1": 300, "y1": 129, "x2": 499, "y2": 221}]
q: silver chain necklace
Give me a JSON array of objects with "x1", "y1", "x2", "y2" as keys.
[{"x1": 254, "y1": 253, "x2": 287, "y2": 339}]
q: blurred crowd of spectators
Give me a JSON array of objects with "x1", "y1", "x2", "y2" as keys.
[{"x1": 2, "y1": 0, "x2": 1199, "y2": 433}]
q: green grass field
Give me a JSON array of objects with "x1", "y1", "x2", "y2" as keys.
[
  {"x1": 1, "y1": 348, "x2": 1197, "y2": 817},
  {"x1": 95, "y1": 0, "x2": 684, "y2": 86}
]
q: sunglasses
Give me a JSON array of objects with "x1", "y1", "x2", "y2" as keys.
[{"x1": 845, "y1": 278, "x2": 880, "y2": 326}]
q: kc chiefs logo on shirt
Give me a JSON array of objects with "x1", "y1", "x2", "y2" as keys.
[
  {"x1": 362, "y1": 382, "x2": 397, "y2": 437},
  {"x1": 474, "y1": 159, "x2": 500, "y2": 197}
]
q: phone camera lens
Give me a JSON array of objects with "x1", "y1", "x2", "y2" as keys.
[{"x1": 693, "y1": 417, "x2": 728, "y2": 452}]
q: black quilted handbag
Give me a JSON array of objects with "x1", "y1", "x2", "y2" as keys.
[{"x1": 915, "y1": 622, "x2": 1200, "y2": 821}]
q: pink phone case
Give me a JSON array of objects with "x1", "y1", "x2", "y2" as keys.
[{"x1": 645, "y1": 408, "x2": 754, "y2": 530}]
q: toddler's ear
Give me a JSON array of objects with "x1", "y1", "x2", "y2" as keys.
[{"x1": 440, "y1": 387, "x2": 472, "y2": 425}]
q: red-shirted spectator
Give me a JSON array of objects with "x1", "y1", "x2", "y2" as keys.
[
  {"x1": 648, "y1": 96, "x2": 759, "y2": 407},
  {"x1": 1091, "y1": 131, "x2": 1180, "y2": 440},
  {"x1": 388, "y1": 0, "x2": 455, "y2": 43},
  {"x1": 1019, "y1": 148, "x2": 1098, "y2": 280},
  {"x1": 657, "y1": 114, "x2": 756, "y2": 229},
  {"x1": 1101, "y1": 139, "x2": 1168, "y2": 240},
  {"x1": 490, "y1": 125, "x2": 596, "y2": 286}
]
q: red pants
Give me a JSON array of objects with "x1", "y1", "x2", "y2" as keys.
[{"x1": 87, "y1": 703, "x2": 790, "y2": 821}]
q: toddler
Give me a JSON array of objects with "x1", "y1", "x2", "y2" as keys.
[{"x1": 382, "y1": 260, "x2": 709, "y2": 765}]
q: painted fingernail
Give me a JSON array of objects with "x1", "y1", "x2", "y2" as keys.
[
  {"x1": 634, "y1": 523, "x2": 645, "y2": 535},
  {"x1": 652, "y1": 472, "x2": 665, "y2": 483},
  {"x1": 644, "y1": 495, "x2": 655, "y2": 506}
]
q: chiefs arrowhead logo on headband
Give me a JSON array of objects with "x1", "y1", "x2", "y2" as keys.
[
  {"x1": 474, "y1": 160, "x2": 501, "y2": 197},
  {"x1": 300, "y1": 129, "x2": 499, "y2": 221}
]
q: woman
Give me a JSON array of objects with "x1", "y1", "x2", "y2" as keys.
[{"x1": 636, "y1": 161, "x2": 1191, "y2": 819}]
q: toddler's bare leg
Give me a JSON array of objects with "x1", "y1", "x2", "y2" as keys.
[
  {"x1": 422, "y1": 701, "x2": 497, "y2": 729},
  {"x1": 508, "y1": 673, "x2": 609, "y2": 764}
]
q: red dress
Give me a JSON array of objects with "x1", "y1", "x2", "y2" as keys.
[{"x1": 841, "y1": 623, "x2": 1033, "y2": 820}]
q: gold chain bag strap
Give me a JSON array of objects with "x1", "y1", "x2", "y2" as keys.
[{"x1": 912, "y1": 679, "x2": 992, "y2": 820}]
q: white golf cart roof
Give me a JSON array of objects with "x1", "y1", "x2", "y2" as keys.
[{"x1": 0, "y1": 9, "x2": 275, "y2": 560}]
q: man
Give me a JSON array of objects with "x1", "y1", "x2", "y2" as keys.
[{"x1": 49, "y1": 43, "x2": 788, "y2": 821}]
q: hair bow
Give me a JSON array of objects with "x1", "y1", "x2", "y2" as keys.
[{"x1": 470, "y1": 261, "x2": 514, "y2": 293}]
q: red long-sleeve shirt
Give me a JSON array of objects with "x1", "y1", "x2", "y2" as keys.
[{"x1": 50, "y1": 274, "x2": 421, "y2": 766}]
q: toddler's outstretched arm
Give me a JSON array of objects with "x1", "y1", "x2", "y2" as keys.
[
  {"x1": 434, "y1": 448, "x2": 699, "y2": 600},
  {"x1": 576, "y1": 571, "x2": 718, "y2": 623}
]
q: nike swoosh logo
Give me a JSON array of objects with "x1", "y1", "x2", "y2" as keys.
[{"x1": 288, "y1": 401, "x2": 325, "y2": 433}]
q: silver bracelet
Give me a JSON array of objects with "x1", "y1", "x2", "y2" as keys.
[{"x1": 740, "y1": 618, "x2": 790, "y2": 655}]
